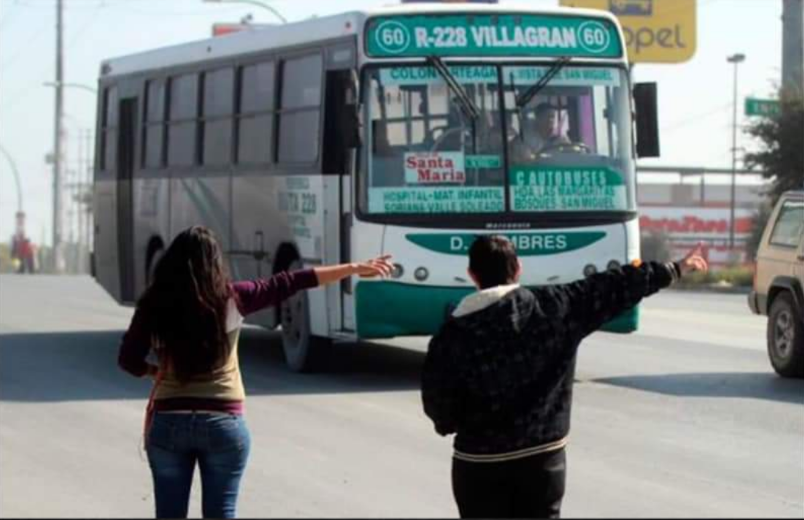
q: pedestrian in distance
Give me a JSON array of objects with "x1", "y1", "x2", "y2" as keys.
[
  {"x1": 118, "y1": 225, "x2": 393, "y2": 519},
  {"x1": 421, "y1": 235, "x2": 708, "y2": 519}
]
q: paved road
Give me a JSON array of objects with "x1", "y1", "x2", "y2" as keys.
[{"x1": 1, "y1": 275, "x2": 802, "y2": 518}]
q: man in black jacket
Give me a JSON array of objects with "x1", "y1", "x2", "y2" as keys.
[{"x1": 421, "y1": 236, "x2": 708, "y2": 519}]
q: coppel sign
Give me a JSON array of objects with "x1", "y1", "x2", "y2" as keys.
[{"x1": 560, "y1": 0, "x2": 696, "y2": 64}]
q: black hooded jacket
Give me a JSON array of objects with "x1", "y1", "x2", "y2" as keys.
[{"x1": 421, "y1": 261, "x2": 679, "y2": 457}]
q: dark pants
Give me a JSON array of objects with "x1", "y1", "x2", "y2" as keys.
[
  {"x1": 146, "y1": 412, "x2": 251, "y2": 519},
  {"x1": 452, "y1": 448, "x2": 566, "y2": 519}
]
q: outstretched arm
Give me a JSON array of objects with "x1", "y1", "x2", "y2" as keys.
[
  {"x1": 313, "y1": 255, "x2": 393, "y2": 285},
  {"x1": 234, "y1": 255, "x2": 394, "y2": 316},
  {"x1": 553, "y1": 244, "x2": 708, "y2": 341}
]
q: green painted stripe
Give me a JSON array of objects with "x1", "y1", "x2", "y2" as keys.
[
  {"x1": 599, "y1": 305, "x2": 639, "y2": 333},
  {"x1": 356, "y1": 282, "x2": 473, "y2": 338},
  {"x1": 355, "y1": 281, "x2": 640, "y2": 338},
  {"x1": 406, "y1": 231, "x2": 606, "y2": 256}
]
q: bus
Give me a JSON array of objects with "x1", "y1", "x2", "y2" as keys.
[{"x1": 93, "y1": 3, "x2": 660, "y2": 371}]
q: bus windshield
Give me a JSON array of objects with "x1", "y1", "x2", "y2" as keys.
[{"x1": 361, "y1": 64, "x2": 635, "y2": 217}]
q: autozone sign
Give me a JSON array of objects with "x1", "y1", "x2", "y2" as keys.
[{"x1": 640, "y1": 207, "x2": 754, "y2": 240}]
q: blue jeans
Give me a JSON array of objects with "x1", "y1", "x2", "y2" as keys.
[{"x1": 146, "y1": 412, "x2": 251, "y2": 519}]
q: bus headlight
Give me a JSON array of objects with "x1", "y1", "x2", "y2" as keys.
[
  {"x1": 391, "y1": 264, "x2": 404, "y2": 279},
  {"x1": 414, "y1": 267, "x2": 429, "y2": 281},
  {"x1": 583, "y1": 264, "x2": 598, "y2": 277},
  {"x1": 607, "y1": 260, "x2": 621, "y2": 271}
]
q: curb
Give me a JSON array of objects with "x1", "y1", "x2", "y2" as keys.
[{"x1": 669, "y1": 284, "x2": 752, "y2": 295}]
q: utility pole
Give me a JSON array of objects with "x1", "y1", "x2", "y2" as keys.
[
  {"x1": 782, "y1": 0, "x2": 804, "y2": 97},
  {"x1": 52, "y1": 0, "x2": 65, "y2": 273}
]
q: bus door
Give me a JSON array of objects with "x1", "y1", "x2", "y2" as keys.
[
  {"x1": 116, "y1": 97, "x2": 137, "y2": 302},
  {"x1": 322, "y1": 43, "x2": 359, "y2": 332}
]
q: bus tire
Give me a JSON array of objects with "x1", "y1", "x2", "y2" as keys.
[{"x1": 280, "y1": 259, "x2": 331, "y2": 372}]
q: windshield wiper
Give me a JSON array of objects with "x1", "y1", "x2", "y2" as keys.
[
  {"x1": 427, "y1": 56, "x2": 480, "y2": 120},
  {"x1": 515, "y1": 56, "x2": 572, "y2": 109}
]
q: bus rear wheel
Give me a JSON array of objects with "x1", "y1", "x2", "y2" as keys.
[{"x1": 280, "y1": 260, "x2": 331, "y2": 372}]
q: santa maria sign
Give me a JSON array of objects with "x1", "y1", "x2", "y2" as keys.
[
  {"x1": 405, "y1": 152, "x2": 466, "y2": 185},
  {"x1": 365, "y1": 14, "x2": 623, "y2": 58}
]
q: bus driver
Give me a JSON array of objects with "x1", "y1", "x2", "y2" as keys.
[{"x1": 522, "y1": 102, "x2": 571, "y2": 155}]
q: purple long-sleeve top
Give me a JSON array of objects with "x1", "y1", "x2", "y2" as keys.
[{"x1": 118, "y1": 268, "x2": 319, "y2": 384}]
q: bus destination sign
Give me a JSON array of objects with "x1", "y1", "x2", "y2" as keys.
[
  {"x1": 365, "y1": 14, "x2": 623, "y2": 58},
  {"x1": 510, "y1": 166, "x2": 628, "y2": 212}
]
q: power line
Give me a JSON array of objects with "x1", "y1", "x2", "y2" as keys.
[
  {"x1": 0, "y1": 24, "x2": 50, "y2": 72},
  {"x1": 0, "y1": 2, "x2": 21, "y2": 30},
  {"x1": 4, "y1": 0, "x2": 249, "y2": 16},
  {"x1": 65, "y1": 0, "x2": 103, "y2": 47},
  {"x1": 660, "y1": 102, "x2": 733, "y2": 134},
  {"x1": 0, "y1": 1, "x2": 102, "y2": 109}
]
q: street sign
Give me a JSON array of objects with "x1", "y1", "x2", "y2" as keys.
[
  {"x1": 559, "y1": 0, "x2": 697, "y2": 64},
  {"x1": 745, "y1": 97, "x2": 781, "y2": 117}
]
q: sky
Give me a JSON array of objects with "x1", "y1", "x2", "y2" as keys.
[{"x1": 0, "y1": 0, "x2": 788, "y2": 246}]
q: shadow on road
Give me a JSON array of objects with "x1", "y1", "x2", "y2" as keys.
[
  {"x1": 239, "y1": 329, "x2": 425, "y2": 395},
  {"x1": 593, "y1": 372, "x2": 804, "y2": 405},
  {"x1": 0, "y1": 328, "x2": 425, "y2": 403}
]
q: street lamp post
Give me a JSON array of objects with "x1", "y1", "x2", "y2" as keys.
[
  {"x1": 202, "y1": 0, "x2": 288, "y2": 24},
  {"x1": 727, "y1": 53, "x2": 746, "y2": 252},
  {"x1": 0, "y1": 144, "x2": 23, "y2": 214},
  {"x1": 43, "y1": 81, "x2": 97, "y2": 94},
  {"x1": 43, "y1": 80, "x2": 96, "y2": 273}
]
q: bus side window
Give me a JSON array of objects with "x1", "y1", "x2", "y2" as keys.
[
  {"x1": 237, "y1": 61, "x2": 275, "y2": 165},
  {"x1": 277, "y1": 52, "x2": 323, "y2": 165},
  {"x1": 100, "y1": 85, "x2": 118, "y2": 171},
  {"x1": 166, "y1": 73, "x2": 199, "y2": 167},
  {"x1": 201, "y1": 68, "x2": 235, "y2": 167},
  {"x1": 143, "y1": 79, "x2": 166, "y2": 169}
]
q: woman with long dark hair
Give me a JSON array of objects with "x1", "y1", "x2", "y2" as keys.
[{"x1": 118, "y1": 226, "x2": 392, "y2": 518}]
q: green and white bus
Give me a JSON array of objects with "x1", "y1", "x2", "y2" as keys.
[{"x1": 93, "y1": 3, "x2": 660, "y2": 371}]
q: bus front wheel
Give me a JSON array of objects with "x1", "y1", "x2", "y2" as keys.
[{"x1": 280, "y1": 260, "x2": 331, "y2": 372}]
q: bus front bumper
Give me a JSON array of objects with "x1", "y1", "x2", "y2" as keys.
[{"x1": 354, "y1": 281, "x2": 640, "y2": 339}]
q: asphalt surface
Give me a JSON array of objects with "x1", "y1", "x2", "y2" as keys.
[{"x1": 1, "y1": 275, "x2": 802, "y2": 518}]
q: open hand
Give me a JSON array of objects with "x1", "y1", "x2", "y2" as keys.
[
  {"x1": 677, "y1": 242, "x2": 709, "y2": 276},
  {"x1": 354, "y1": 255, "x2": 394, "y2": 278}
]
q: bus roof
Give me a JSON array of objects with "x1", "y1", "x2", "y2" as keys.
[{"x1": 100, "y1": 3, "x2": 621, "y2": 79}]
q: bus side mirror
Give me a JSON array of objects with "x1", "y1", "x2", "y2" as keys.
[
  {"x1": 634, "y1": 82, "x2": 660, "y2": 158},
  {"x1": 341, "y1": 72, "x2": 361, "y2": 149}
]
